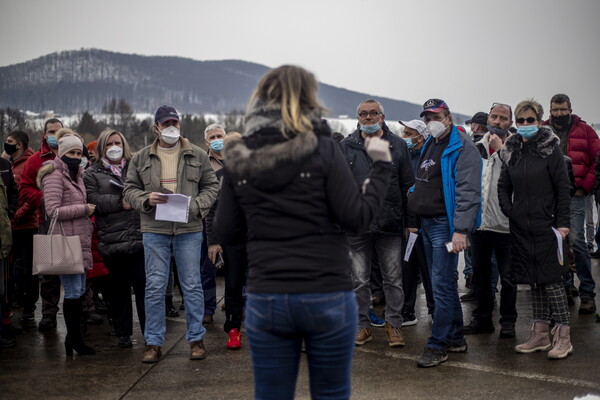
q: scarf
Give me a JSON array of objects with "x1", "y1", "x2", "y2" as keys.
[{"x1": 101, "y1": 157, "x2": 126, "y2": 178}]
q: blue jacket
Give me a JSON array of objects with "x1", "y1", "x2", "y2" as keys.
[{"x1": 410, "y1": 125, "x2": 482, "y2": 235}]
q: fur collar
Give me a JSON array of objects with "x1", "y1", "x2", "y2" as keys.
[
  {"x1": 36, "y1": 163, "x2": 56, "y2": 189},
  {"x1": 500, "y1": 126, "x2": 559, "y2": 166},
  {"x1": 223, "y1": 129, "x2": 318, "y2": 178}
]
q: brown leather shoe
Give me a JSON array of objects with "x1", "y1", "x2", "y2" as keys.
[
  {"x1": 142, "y1": 345, "x2": 162, "y2": 363},
  {"x1": 355, "y1": 328, "x2": 372, "y2": 346},
  {"x1": 385, "y1": 322, "x2": 405, "y2": 347},
  {"x1": 190, "y1": 340, "x2": 207, "y2": 360}
]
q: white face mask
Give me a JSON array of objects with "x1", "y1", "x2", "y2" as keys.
[
  {"x1": 106, "y1": 145, "x2": 123, "y2": 162},
  {"x1": 427, "y1": 116, "x2": 449, "y2": 139},
  {"x1": 160, "y1": 126, "x2": 180, "y2": 144},
  {"x1": 79, "y1": 157, "x2": 88, "y2": 169}
]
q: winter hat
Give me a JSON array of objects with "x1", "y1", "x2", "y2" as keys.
[{"x1": 58, "y1": 135, "x2": 83, "y2": 158}]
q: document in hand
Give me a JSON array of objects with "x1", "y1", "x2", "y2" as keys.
[
  {"x1": 155, "y1": 194, "x2": 191, "y2": 223},
  {"x1": 552, "y1": 227, "x2": 564, "y2": 266}
]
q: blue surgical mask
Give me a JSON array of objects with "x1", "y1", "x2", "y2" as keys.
[
  {"x1": 360, "y1": 123, "x2": 381, "y2": 135},
  {"x1": 209, "y1": 138, "x2": 224, "y2": 152},
  {"x1": 404, "y1": 137, "x2": 416, "y2": 150},
  {"x1": 47, "y1": 135, "x2": 59, "y2": 148},
  {"x1": 516, "y1": 126, "x2": 539, "y2": 139}
]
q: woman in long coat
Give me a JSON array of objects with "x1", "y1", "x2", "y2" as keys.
[{"x1": 498, "y1": 99, "x2": 572, "y2": 359}]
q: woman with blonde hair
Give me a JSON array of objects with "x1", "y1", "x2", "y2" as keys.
[
  {"x1": 214, "y1": 65, "x2": 393, "y2": 399},
  {"x1": 84, "y1": 129, "x2": 145, "y2": 348},
  {"x1": 498, "y1": 99, "x2": 573, "y2": 359}
]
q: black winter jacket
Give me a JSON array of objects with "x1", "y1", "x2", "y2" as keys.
[
  {"x1": 497, "y1": 126, "x2": 571, "y2": 285},
  {"x1": 214, "y1": 122, "x2": 392, "y2": 294},
  {"x1": 84, "y1": 162, "x2": 143, "y2": 257},
  {"x1": 339, "y1": 126, "x2": 414, "y2": 233}
]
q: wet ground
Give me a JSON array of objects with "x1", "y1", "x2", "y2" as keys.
[{"x1": 1, "y1": 262, "x2": 599, "y2": 400}]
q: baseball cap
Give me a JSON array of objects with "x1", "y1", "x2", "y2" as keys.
[
  {"x1": 399, "y1": 119, "x2": 428, "y2": 138},
  {"x1": 154, "y1": 105, "x2": 180, "y2": 123},
  {"x1": 466, "y1": 112, "x2": 489, "y2": 125},
  {"x1": 420, "y1": 98, "x2": 449, "y2": 117}
]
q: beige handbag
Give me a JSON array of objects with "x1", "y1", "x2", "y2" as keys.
[{"x1": 33, "y1": 211, "x2": 85, "y2": 275}]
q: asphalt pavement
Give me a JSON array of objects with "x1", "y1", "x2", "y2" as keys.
[{"x1": 1, "y1": 260, "x2": 599, "y2": 400}]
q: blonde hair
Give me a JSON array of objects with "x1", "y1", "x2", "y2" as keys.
[
  {"x1": 96, "y1": 129, "x2": 133, "y2": 161},
  {"x1": 248, "y1": 65, "x2": 326, "y2": 136},
  {"x1": 515, "y1": 98, "x2": 544, "y2": 122}
]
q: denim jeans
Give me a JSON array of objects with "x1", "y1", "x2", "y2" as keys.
[
  {"x1": 246, "y1": 291, "x2": 357, "y2": 400},
  {"x1": 421, "y1": 216, "x2": 463, "y2": 350},
  {"x1": 347, "y1": 233, "x2": 404, "y2": 327},
  {"x1": 60, "y1": 273, "x2": 86, "y2": 299},
  {"x1": 568, "y1": 195, "x2": 596, "y2": 299},
  {"x1": 471, "y1": 230, "x2": 517, "y2": 325},
  {"x1": 143, "y1": 232, "x2": 205, "y2": 345}
]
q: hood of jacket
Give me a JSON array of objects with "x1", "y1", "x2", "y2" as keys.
[
  {"x1": 223, "y1": 102, "x2": 325, "y2": 192},
  {"x1": 500, "y1": 125, "x2": 559, "y2": 167}
]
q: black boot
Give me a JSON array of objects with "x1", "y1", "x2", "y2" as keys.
[{"x1": 63, "y1": 298, "x2": 96, "y2": 357}]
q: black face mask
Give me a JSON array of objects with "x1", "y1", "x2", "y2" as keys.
[
  {"x1": 61, "y1": 155, "x2": 81, "y2": 174},
  {"x1": 472, "y1": 135, "x2": 485, "y2": 143},
  {"x1": 4, "y1": 143, "x2": 18, "y2": 155},
  {"x1": 552, "y1": 114, "x2": 571, "y2": 127}
]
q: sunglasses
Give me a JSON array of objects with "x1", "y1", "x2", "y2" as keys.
[{"x1": 516, "y1": 117, "x2": 537, "y2": 124}]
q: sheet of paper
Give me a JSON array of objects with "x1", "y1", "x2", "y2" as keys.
[
  {"x1": 155, "y1": 194, "x2": 190, "y2": 223},
  {"x1": 552, "y1": 227, "x2": 564, "y2": 266},
  {"x1": 404, "y1": 232, "x2": 418, "y2": 262}
]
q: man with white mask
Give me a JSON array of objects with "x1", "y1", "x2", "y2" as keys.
[
  {"x1": 340, "y1": 99, "x2": 414, "y2": 348},
  {"x1": 124, "y1": 105, "x2": 219, "y2": 363},
  {"x1": 407, "y1": 98, "x2": 482, "y2": 367}
]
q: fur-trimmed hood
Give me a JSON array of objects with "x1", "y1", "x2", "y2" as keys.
[
  {"x1": 36, "y1": 163, "x2": 56, "y2": 189},
  {"x1": 500, "y1": 125, "x2": 560, "y2": 167},
  {"x1": 223, "y1": 129, "x2": 318, "y2": 192}
]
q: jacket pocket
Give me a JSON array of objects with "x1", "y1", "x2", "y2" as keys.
[{"x1": 184, "y1": 160, "x2": 201, "y2": 183}]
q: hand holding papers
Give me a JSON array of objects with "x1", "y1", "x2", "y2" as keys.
[{"x1": 155, "y1": 194, "x2": 191, "y2": 223}]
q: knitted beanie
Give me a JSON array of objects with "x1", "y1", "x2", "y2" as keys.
[{"x1": 58, "y1": 135, "x2": 83, "y2": 158}]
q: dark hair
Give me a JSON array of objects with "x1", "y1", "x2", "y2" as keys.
[
  {"x1": 7, "y1": 130, "x2": 29, "y2": 148},
  {"x1": 331, "y1": 131, "x2": 344, "y2": 143},
  {"x1": 550, "y1": 93, "x2": 571, "y2": 108},
  {"x1": 44, "y1": 118, "x2": 63, "y2": 132}
]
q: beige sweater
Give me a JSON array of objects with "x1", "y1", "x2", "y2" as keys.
[{"x1": 157, "y1": 142, "x2": 180, "y2": 193}]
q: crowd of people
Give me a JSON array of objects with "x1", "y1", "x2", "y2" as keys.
[{"x1": 1, "y1": 65, "x2": 600, "y2": 399}]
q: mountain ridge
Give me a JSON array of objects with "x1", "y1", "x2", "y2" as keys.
[{"x1": 0, "y1": 48, "x2": 468, "y2": 122}]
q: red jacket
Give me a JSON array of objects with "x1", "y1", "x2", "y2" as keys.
[
  {"x1": 544, "y1": 114, "x2": 600, "y2": 193},
  {"x1": 10, "y1": 147, "x2": 35, "y2": 187},
  {"x1": 13, "y1": 140, "x2": 55, "y2": 229}
]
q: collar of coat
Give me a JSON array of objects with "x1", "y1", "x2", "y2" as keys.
[
  {"x1": 36, "y1": 158, "x2": 81, "y2": 189},
  {"x1": 499, "y1": 125, "x2": 559, "y2": 167}
]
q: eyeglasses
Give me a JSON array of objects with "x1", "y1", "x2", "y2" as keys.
[
  {"x1": 550, "y1": 108, "x2": 570, "y2": 113},
  {"x1": 516, "y1": 117, "x2": 537, "y2": 124},
  {"x1": 358, "y1": 111, "x2": 382, "y2": 118}
]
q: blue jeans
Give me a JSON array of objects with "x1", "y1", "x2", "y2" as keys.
[
  {"x1": 421, "y1": 216, "x2": 463, "y2": 350},
  {"x1": 143, "y1": 232, "x2": 205, "y2": 345},
  {"x1": 246, "y1": 291, "x2": 357, "y2": 400},
  {"x1": 60, "y1": 273, "x2": 86, "y2": 299},
  {"x1": 347, "y1": 233, "x2": 404, "y2": 328},
  {"x1": 568, "y1": 195, "x2": 596, "y2": 299}
]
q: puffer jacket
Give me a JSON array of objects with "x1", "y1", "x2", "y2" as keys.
[
  {"x1": 339, "y1": 125, "x2": 414, "y2": 234},
  {"x1": 84, "y1": 161, "x2": 143, "y2": 257},
  {"x1": 214, "y1": 121, "x2": 392, "y2": 294},
  {"x1": 543, "y1": 114, "x2": 600, "y2": 193},
  {"x1": 124, "y1": 137, "x2": 219, "y2": 235},
  {"x1": 16, "y1": 139, "x2": 55, "y2": 228},
  {"x1": 498, "y1": 126, "x2": 571, "y2": 285},
  {"x1": 37, "y1": 158, "x2": 93, "y2": 270}
]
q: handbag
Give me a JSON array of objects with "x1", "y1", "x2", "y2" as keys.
[{"x1": 33, "y1": 211, "x2": 85, "y2": 275}]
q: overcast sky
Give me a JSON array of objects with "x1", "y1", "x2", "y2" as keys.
[{"x1": 2, "y1": 0, "x2": 599, "y2": 123}]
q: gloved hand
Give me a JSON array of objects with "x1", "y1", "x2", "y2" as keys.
[{"x1": 365, "y1": 137, "x2": 392, "y2": 162}]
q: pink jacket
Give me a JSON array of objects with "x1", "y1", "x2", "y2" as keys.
[{"x1": 38, "y1": 158, "x2": 93, "y2": 270}]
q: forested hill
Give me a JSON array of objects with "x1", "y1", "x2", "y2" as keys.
[{"x1": 0, "y1": 48, "x2": 438, "y2": 121}]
